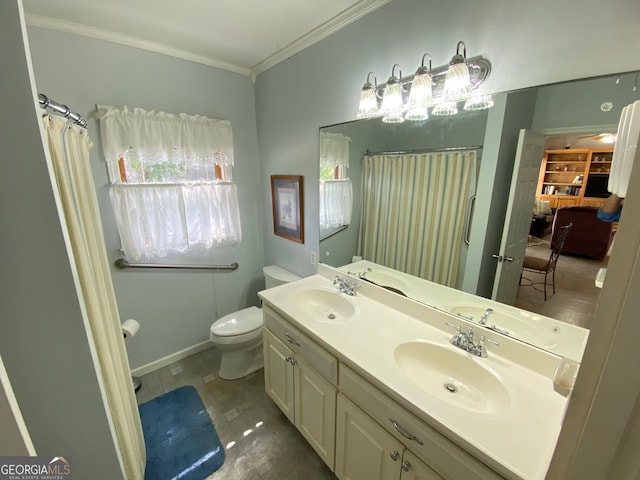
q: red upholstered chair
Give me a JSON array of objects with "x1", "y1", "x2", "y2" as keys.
[{"x1": 551, "y1": 206, "x2": 614, "y2": 259}]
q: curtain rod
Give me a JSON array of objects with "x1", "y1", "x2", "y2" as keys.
[
  {"x1": 38, "y1": 93, "x2": 88, "y2": 129},
  {"x1": 365, "y1": 145, "x2": 483, "y2": 156}
]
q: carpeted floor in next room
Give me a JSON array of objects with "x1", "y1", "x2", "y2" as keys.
[
  {"x1": 515, "y1": 233, "x2": 610, "y2": 329},
  {"x1": 136, "y1": 347, "x2": 337, "y2": 480}
]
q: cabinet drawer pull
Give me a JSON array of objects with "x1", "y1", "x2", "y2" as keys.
[
  {"x1": 389, "y1": 450, "x2": 400, "y2": 461},
  {"x1": 389, "y1": 418, "x2": 424, "y2": 446},
  {"x1": 285, "y1": 333, "x2": 301, "y2": 347}
]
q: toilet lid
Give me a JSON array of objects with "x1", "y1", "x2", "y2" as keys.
[{"x1": 211, "y1": 306, "x2": 262, "y2": 337}]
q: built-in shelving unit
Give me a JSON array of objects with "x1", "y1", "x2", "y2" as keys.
[{"x1": 537, "y1": 148, "x2": 614, "y2": 209}]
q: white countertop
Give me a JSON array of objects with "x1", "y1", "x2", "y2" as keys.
[
  {"x1": 339, "y1": 260, "x2": 589, "y2": 363},
  {"x1": 258, "y1": 264, "x2": 569, "y2": 480}
]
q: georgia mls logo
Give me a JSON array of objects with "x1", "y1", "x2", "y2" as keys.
[
  {"x1": 0, "y1": 456, "x2": 71, "y2": 479},
  {"x1": 48, "y1": 457, "x2": 71, "y2": 475}
]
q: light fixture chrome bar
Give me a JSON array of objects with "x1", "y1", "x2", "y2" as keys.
[
  {"x1": 373, "y1": 56, "x2": 491, "y2": 101},
  {"x1": 114, "y1": 258, "x2": 239, "y2": 271},
  {"x1": 38, "y1": 93, "x2": 88, "y2": 128}
]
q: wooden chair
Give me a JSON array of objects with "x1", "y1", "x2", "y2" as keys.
[{"x1": 520, "y1": 223, "x2": 573, "y2": 300}]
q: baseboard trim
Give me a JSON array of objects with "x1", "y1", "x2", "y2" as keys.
[{"x1": 131, "y1": 341, "x2": 214, "y2": 376}]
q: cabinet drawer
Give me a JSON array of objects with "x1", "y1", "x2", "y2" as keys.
[
  {"x1": 339, "y1": 364, "x2": 504, "y2": 480},
  {"x1": 264, "y1": 306, "x2": 338, "y2": 384}
]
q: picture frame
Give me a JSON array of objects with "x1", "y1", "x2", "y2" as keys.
[{"x1": 271, "y1": 175, "x2": 304, "y2": 243}]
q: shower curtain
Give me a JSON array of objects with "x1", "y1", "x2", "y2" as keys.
[
  {"x1": 358, "y1": 150, "x2": 476, "y2": 287},
  {"x1": 42, "y1": 115, "x2": 145, "y2": 479}
]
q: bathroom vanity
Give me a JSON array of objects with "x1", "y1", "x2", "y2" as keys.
[
  {"x1": 258, "y1": 264, "x2": 570, "y2": 480},
  {"x1": 338, "y1": 260, "x2": 589, "y2": 363}
]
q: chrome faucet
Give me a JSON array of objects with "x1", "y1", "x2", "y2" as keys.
[
  {"x1": 445, "y1": 322, "x2": 499, "y2": 357},
  {"x1": 478, "y1": 308, "x2": 494, "y2": 325},
  {"x1": 333, "y1": 275, "x2": 359, "y2": 296},
  {"x1": 358, "y1": 267, "x2": 373, "y2": 278}
]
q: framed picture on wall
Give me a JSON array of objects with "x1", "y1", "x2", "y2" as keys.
[{"x1": 271, "y1": 175, "x2": 304, "y2": 243}]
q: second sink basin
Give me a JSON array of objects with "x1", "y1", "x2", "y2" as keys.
[
  {"x1": 394, "y1": 341, "x2": 510, "y2": 413},
  {"x1": 292, "y1": 288, "x2": 357, "y2": 323}
]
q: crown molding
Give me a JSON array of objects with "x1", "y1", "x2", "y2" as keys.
[
  {"x1": 25, "y1": 13, "x2": 251, "y2": 76},
  {"x1": 251, "y1": 0, "x2": 391, "y2": 77}
]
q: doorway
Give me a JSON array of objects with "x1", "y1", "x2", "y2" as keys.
[{"x1": 515, "y1": 133, "x2": 618, "y2": 328}]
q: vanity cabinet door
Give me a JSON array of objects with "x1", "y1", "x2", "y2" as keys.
[
  {"x1": 264, "y1": 328, "x2": 337, "y2": 469},
  {"x1": 263, "y1": 329, "x2": 294, "y2": 422},
  {"x1": 400, "y1": 450, "x2": 442, "y2": 480},
  {"x1": 336, "y1": 393, "x2": 403, "y2": 480},
  {"x1": 295, "y1": 357, "x2": 336, "y2": 469}
]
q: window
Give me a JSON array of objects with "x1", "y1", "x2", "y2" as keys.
[
  {"x1": 319, "y1": 132, "x2": 352, "y2": 240},
  {"x1": 97, "y1": 105, "x2": 241, "y2": 261}
]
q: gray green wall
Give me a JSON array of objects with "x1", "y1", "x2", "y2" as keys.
[
  {"x1": 255, "y1": 0, "x2": 640, "y2": 281},
  {"x1": 1, "y1": 2, "x2": 124, "y2": 477},
  {"x1": 533, "y1": 72, "x2": 640, "y2": 132},
  {"x1": 26, "y1": 27, "x2": 265, "y2": 369}
]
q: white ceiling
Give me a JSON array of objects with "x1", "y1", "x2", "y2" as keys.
[{"x1": 22, "y1": 0, "x2": 389, "y2": 77}]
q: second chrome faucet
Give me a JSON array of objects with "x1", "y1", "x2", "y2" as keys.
[{"x1": 445, "y1": 322, "x2": 499, "y2": 358}]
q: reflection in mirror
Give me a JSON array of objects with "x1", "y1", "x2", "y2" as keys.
[{"x1": 318, "y1": 72, "x2": 640, "y2": 359}]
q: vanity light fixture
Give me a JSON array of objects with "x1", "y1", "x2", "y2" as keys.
[
  {"x1": 463, "y1": 94, "x2": 495, "y2": 111},
  {"x1": 357, "y1": 72, "x2": 381, "y2": 119},
  {"x1": 405, "y1": 53, "x2": 433, "y2": 121},
  {"x1": 444, "y1": 41, "x2": 472, "y2": 101},
  {"x1": 380, "y1": 64, "x2": 405, "y2": 123},
  {"x1": 431, "y1": 101, "x2": 458, "y2": 116},
  {"x1": 356, "y1": 41, "x2": 492, "y2": 122}
]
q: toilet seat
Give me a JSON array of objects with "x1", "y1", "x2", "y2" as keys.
[{"x1": 210, "y1": 306, "x2": 262, "y2": 337}]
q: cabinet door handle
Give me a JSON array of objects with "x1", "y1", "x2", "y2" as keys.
[
  {"x1": 389, "y1": 418, "x2": 424, "y2": 445},
  {"x1": 401, "y1": 460, "x2": 411, "y2": 472},
  {"x1": 285, "y1": 333, "x2": 301, "y2": 347},
  {"x1": 284, "y1": 356, "x2": 297, "y2": 366},
  {"x1": 389, "y1": 450, "x2": 400, "y2": 461}
]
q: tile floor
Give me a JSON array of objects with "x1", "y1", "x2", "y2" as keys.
[
  {"x1": 515, "y1": 234, "x2": 610, "y2": 328},
  {"x1": 136, "y1": 347, "x2": 336, "y2": 480}
]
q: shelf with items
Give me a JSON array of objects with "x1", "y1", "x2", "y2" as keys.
[{"x1": 536, "y1": 148, "x2": 614, "y2": 209}]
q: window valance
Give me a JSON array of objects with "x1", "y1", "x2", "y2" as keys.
[
  {"x1": 319, "y1": 132, "x2": 351, "y2": 168},
  {"x1": 96, "y1": 105, "x2": 234, "y2": 182}
]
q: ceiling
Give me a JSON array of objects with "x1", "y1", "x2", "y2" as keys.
[{"x1": 22, "y1": 0, "x2": 389, "y2": 77}]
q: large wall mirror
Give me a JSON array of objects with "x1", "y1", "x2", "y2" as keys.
[{"x1": 318, "y1": 71, "x2": 639, "y2": 360}]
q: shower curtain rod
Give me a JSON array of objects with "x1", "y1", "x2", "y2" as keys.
[
  {"x1": 365, "y1": 145, "x2": 482, "y2": 156},
  {"x1": 38, "y1": 93, "x2": 88, "y2": 129}
]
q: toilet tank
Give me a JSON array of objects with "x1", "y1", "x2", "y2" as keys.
[{"x1": 263, "y1": 265, "x2": 301, "y2": 289}]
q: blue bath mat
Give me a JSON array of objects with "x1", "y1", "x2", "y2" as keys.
[{"x1": 139, "y1": 385, "x2": 225, "y2": 480}]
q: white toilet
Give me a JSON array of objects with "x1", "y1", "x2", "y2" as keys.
[{"x1": 209, "y1": 265, "x2": 301, "y2": 380}]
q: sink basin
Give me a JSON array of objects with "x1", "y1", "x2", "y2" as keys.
[
  {"x1": 366, "y1": 271, "x2": 411, "y2": 294},
  {"x1": 450, "y1": 306, "x2": 555, "y2": 349},
  {"x1": 394, "y1": 341, "x2": 510, "y2": 413},
  {"x1": 292, "y1": 289, "x2": 357, "y2": 322}
]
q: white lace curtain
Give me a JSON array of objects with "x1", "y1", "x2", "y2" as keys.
[
  {"x1": 319, "y1": 132, "x2": 352, "y2": 236},
  {"x1": 319, "y1": 180, "x2": 353, "y2": 230},
  {"x1": 96, "y1": 105, "x2": 241, "y2": 261},
  {"x1": 320, "y1": 131, "x2": 351, "y2": 168}
]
